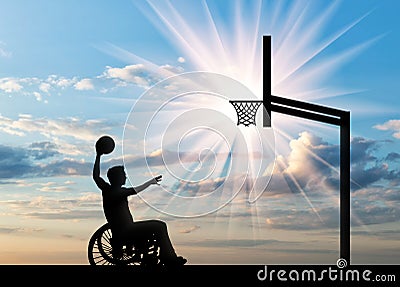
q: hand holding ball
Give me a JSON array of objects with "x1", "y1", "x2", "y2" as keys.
[{"x1": 96, "y1": 135, "x2": 115, "y2": 155}]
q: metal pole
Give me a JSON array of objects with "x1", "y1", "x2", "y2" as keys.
[
  {"x1": 264, "y1": 34, "x2": 351, "y2": 263},
  {"x1": 340, "y1": 111, "x2": 351, "y2": 263},
  {"x1": 263, "y1": 35, "x2": 271, "y2": 127}
]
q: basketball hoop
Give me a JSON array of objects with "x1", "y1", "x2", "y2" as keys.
[{"x1": 229, "y1": 100, "x2": 263, "y2": 127}]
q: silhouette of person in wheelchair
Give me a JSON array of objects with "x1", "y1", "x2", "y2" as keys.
[{"x1": 93, "y1": 139, "x2": 187, "y2": 267}]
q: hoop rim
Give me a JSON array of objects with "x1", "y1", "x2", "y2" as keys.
[{"x1": 229, "y1": 100, "x2": 263, "y2": 103}]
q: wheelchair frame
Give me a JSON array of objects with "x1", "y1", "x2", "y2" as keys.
[{"x1": 87, "y1": 223, "x2": 161, "y2": 266}]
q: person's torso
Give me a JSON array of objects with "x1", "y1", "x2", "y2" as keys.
[{"x1": 101, "y1": 185, "x2": 134, "y2": 235}]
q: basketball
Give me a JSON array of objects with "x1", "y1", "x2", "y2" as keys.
[{"x1": 95, "y1": 135, "x2": 115, "y2": 155}]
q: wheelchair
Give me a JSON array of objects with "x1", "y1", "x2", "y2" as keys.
[{"x1": 87, "y1": 223, "x2": 161, "y2": 266}]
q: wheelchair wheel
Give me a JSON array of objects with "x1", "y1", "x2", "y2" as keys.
[{"x1": 87, "y1": 223, "x2": 161, "y2": 266}]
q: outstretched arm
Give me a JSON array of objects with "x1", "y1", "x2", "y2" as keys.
[{"x1": 132, "y1": 175, "x2": 162, "y2": 194}]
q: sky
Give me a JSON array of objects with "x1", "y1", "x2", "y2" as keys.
[{"x1": 0, "y1": 0, "x2": 399, "y2": 265}]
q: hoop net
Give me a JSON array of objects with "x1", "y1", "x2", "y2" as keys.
[{"x1": 229, "y1": 100, "x2": 263, "y2": 127}]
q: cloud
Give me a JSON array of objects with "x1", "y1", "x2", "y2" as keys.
[
  {"x1": 0, "y1": 78, "x2": 23, "y2": 93},
  {"x1": 177, "y1": 57, "x2": 185, "y2": 63},
  {"x1": 102, "y1": 63, "x2": 184, "y2": 89},
  {"x1": 39, "y1": 82, "x2": 51, "y2": 93},
  {"x1": 264, "y1": 207, "x2": 340, "y2": 231},
  {"x1": 33, "y1": 91, "x2": 43, "y2": 102},
  {"x1": 159, "y1": 64, "x2": 184, "y2": 74},
  {"x1": 126, "y1": 132, "x2": 399, "y2": 198},
  {"x1": 0, "y1": 127, "x2": 396, "y2": 234},
  {"x1": 385, "y1": 152, "x2": 400, "y2": 162},
  {"x1": 179, "y1": 225, "x2": 200, "y2": 234},
  {"x1": 260, "y1": 134, "x2": 400, "y2": 230},
  {"x1": 350, "y1": 137, "x2": 379, "y2": 163},
  {"x1": 170, "y1": 177, "x2": 226, "y2": 197},
  {"x1": 353, "y1": 202, "x2": 400, "y2": 226},
  {"x1": 0, "y1": 145, "x2": 35, "y2": 179},
  {"x1": 123, "y1": 148, "x2": 223, "y2": 170},
  {"x1": 192, "y1": 238, "x2": 296, "y2": 248},
  {"x1": 0, "y1": 75, "x2": 78, "y2": 102},
  {"x1": 103, "y1": 64, "x2": 161, "y2": 88},
  {"x1": 22, "y1": 209, "x2": 103, "y2": 220},
  {"x1": 0, "y1": 114, "x2": 113, "y2": 142},
  {"x1": 259, "y1": 185, "x2": 400, "y2": 231},
  {"x1": 0, "y1": 73, "x2": 102, "y2": 103},
  {"x1": 36, "y1": 181, "x2": 75, "y2": 193},
  {"x1": 0, "y1": 227, "x2": 21, "y2": 234},
  {"x1": 0, "y1": 226, "x2": 45, "y2": 236},
  {"x1": 350, "y1": 137, "x2": 400, "y2": 188},
  {"x1": 0, "y1": 60, "x2": 184, "y2": 103},
  {"x1": 283, "y1": 131, "x2": 339, "y2": 191},
  {"x1": 352, "y1": 229, "x2": 400, "y2": 241},
  {"x1": 279, "y1": 132, "x2": 400, "y2": 192},
  {"x1": 46, "y1": 75, "x2": 77, "y2": 88},
  {"x1": 353, "y1": 187, "x2": 400, "y2": 205},
  {"x1": 0, "y1": 193, "x2": 102, "y2": 221},
  {"x1": 0, "y1": 142, "x2": 93, "y2": 179},
  {"x1": 27, "y1": 193, "x2": 101, "y2": 208},
  {"x1": 39, "y1": 158, "x2": 92, "y2": 177},
  {"x1": 374, "y1": 119, "x2": 400, "y2": 139},
  {"x1": 120, "y1": 131, "x2": 400, "y2": 210},
  {"x1": 74, "y1": 78, "x2": 94, "y2": 90},
  {"x1": 28, "y1": 141, "x2": 60, "y2": 160}
]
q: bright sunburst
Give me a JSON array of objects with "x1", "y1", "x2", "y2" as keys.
[
  {"x1": 116, "y1": 0, "x2": 379, "y2": 230},
  {"x1": 133, "y1": 0, "x2": 380, "y2": 100}
]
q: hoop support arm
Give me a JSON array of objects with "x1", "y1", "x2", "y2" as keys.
[
  {"x1": 271, "y1": 95, "x2": 348, "y2": 118},
  {"x1": 270, "y1": 104, "x2": 341, "y2": 126}
]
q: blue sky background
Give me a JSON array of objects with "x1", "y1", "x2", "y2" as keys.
[{"x1": 0, "y1": 0, "x2": 399, "y2": 264}]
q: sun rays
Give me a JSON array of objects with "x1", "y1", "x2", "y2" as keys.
[{"x1": 109, "y1": 0, "x2": 378, "y2": 234}]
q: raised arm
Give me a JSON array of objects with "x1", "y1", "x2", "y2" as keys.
[{"x1": 93, "y1": 153, "x2": 108, "y2": 190}]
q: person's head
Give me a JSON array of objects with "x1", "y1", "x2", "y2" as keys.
[{"x1": 107, "y1": 165, "x2": 126, "y2": 186}]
